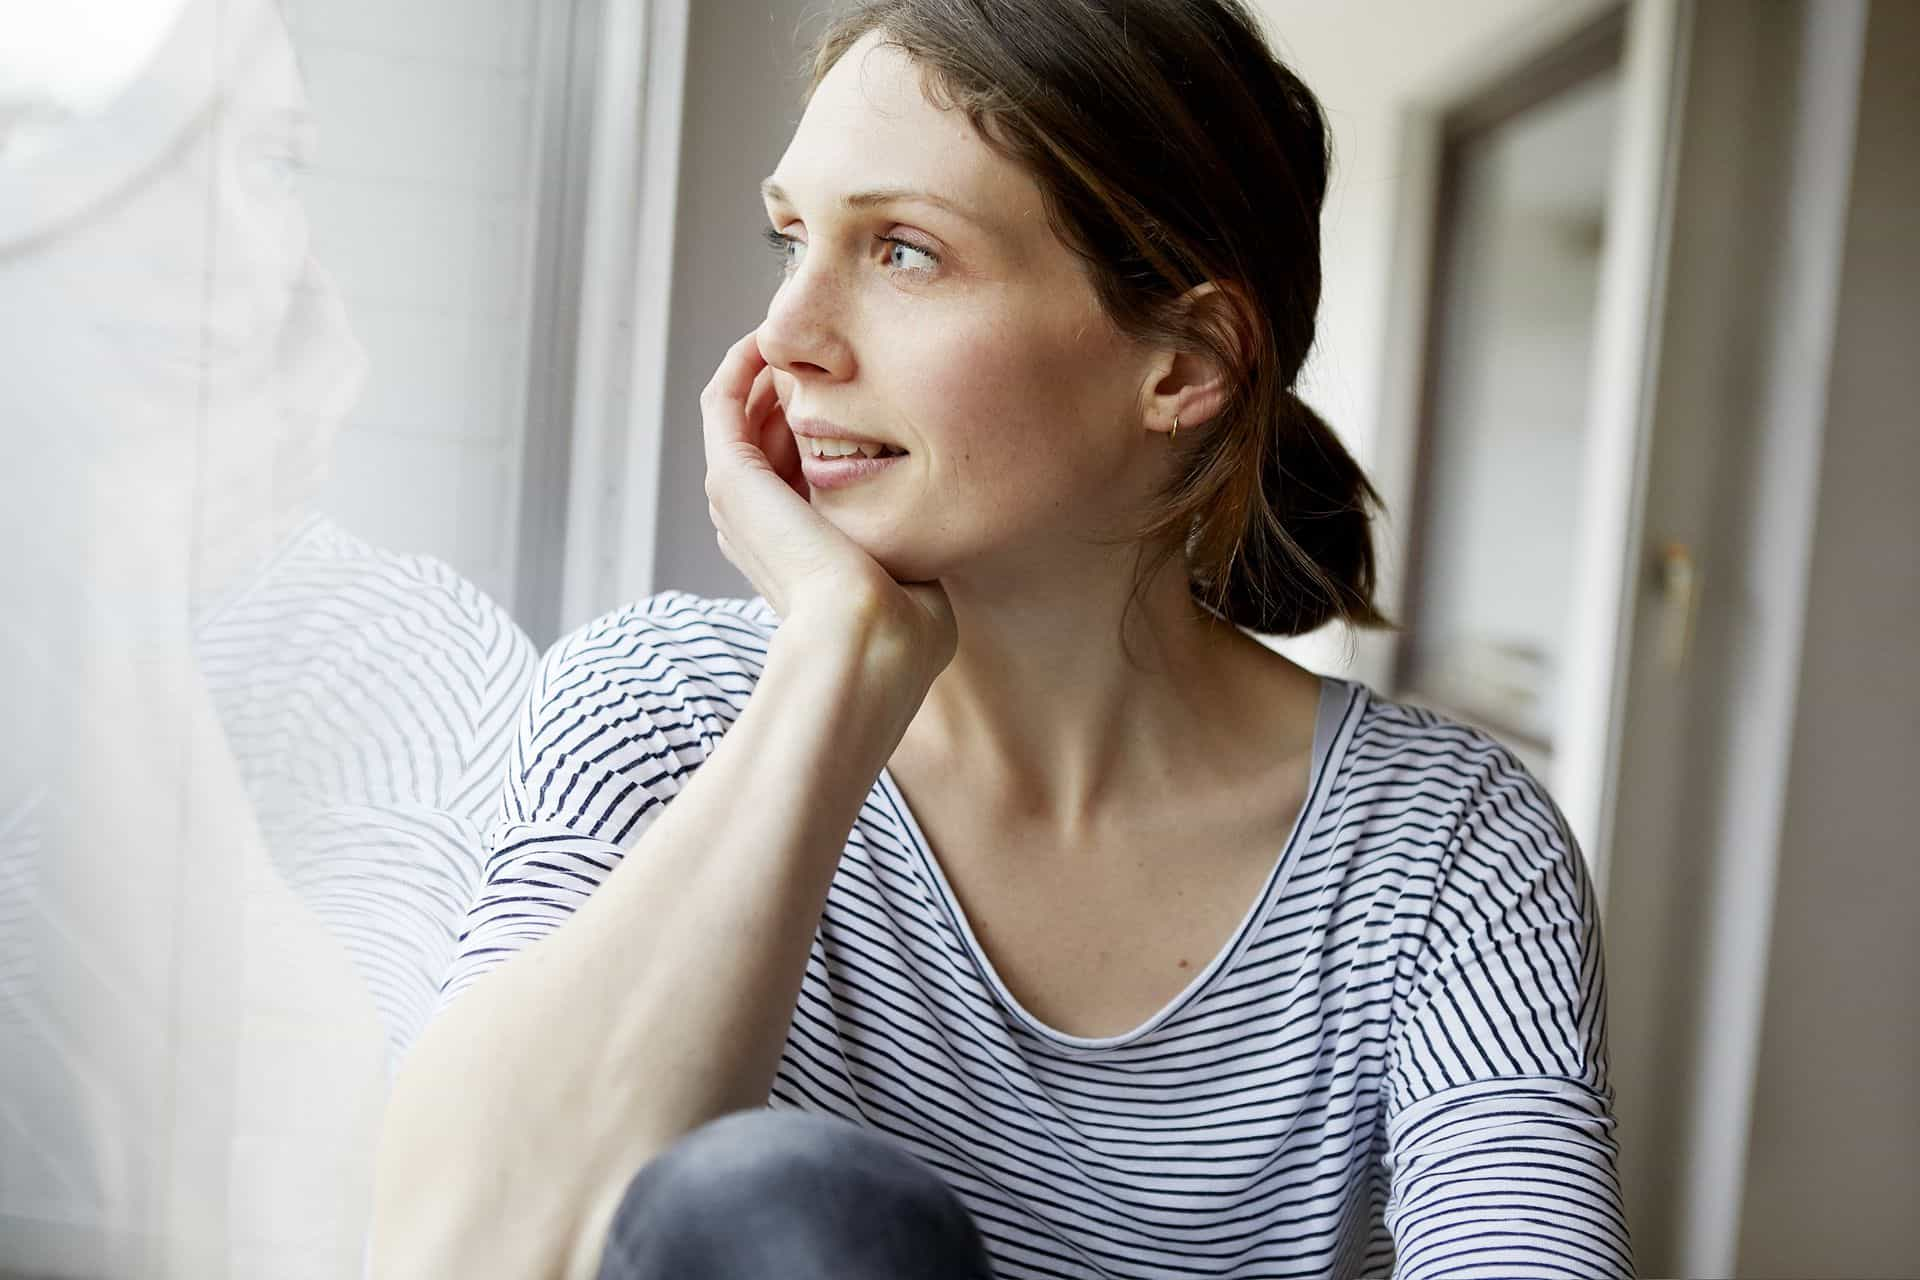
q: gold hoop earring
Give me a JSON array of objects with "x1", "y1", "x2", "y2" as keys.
[{"x1": 1172, "y1": 415, "x2": 1180, "y2": 445}]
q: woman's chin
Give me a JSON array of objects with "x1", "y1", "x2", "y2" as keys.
[{"x1": 822, "y1": 522, "x2": 940, "y2": 586}]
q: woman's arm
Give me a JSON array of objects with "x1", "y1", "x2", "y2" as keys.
[
  {"x1": 1381, "y1": 755, "x2": 1635, "y2": 1280},
  {"x1": 369, "y1": 599, "x2": 932, "y2": 1279},
  {"x1": 374, "y1": 325, "x2": 955, "y2": 1280}
]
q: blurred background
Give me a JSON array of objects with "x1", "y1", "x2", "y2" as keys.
[{"x1": 0, "y1": 0, "x2": 1912, "y2": 1275}]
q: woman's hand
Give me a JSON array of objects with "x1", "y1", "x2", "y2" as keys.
[{"x1": 701, "y1": 329, "x2": 956, "y2": 678}]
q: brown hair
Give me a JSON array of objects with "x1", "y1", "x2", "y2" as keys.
[{"x1": 805, "y1": 0, "x2": 1393, "y2": 637}]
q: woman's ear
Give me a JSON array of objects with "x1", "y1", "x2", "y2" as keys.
[{"x1": 1139, "y1": 281, "x2": 1249, "y2": 440}]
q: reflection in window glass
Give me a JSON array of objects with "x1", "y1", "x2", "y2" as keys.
[
  {"x1": 289, "y1": 0, "x2": 547, "y2": 611},
  {"x1": 0, "y1": 0, "x2": 561, "y2": 1272}
]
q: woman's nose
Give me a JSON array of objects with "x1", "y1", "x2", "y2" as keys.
[{"x1": 757, "y1": 265, "x2": 852, "y2": 381}]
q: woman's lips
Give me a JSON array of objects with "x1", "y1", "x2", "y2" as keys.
[{"x1": 799, "y1": 449, "x2": 908, "y2": 492}]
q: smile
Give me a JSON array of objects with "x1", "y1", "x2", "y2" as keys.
[{"x1": 802, "y1": 436, "x2": 907, "y2": 459}]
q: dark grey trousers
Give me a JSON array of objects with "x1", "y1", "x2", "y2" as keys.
[{"x1": 596, "y1": 1109, "x2": 997, "y2": 1279}]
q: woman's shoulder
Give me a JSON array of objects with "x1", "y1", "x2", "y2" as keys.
[
  {"x1": 559, "y1": 589, "x2": 777, "y2": 660},
  {"x1": 1326, "y1": 679, "x2": 1582, "y2": 866}
]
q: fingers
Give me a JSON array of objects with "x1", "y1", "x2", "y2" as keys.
[
  {"x1": 745, "y1": 361, "x2": 780, "y2": 422},
  {"x1": 699, "y1": 331, "x2": 768, "y2": 475},
  {"x1": 698, "y1": 328, "x2": 876, "y2": 624},
  {"x1": 748, "y1": 365, "x2": 805, "y2": 497},
  {"x1": 765, "y1": 422, "x2": 804, "y2": 499}
]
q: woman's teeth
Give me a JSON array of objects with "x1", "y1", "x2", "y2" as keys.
[{"x1": 805, "y1": 437, "x2": 902, "y2": 459}]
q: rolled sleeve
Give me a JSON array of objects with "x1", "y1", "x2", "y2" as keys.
[
  {"x1": 1382, "y1": 753, "x2": 1634, "y2": 1279},
  {"x1": 433, "y1": 599, "x2": 737, "y2": 1012}
]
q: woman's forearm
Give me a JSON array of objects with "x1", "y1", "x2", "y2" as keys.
[{"x1": 370, "y1": 602, "x2": 932, "y2": 1279}]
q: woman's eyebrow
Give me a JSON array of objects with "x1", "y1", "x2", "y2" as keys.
[{"x1": 759, "y1": 178, "x2": 997, "y2": 233}]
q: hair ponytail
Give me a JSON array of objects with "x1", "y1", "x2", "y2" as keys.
[{"x1": 1188, "y1": 390, "x2": 1390, "y2": 636}]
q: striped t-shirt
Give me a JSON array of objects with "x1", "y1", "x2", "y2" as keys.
[{"x1": 439, "y1": 591, "x2": 1632, "y2": 1280}]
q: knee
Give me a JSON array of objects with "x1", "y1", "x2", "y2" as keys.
[
  {"x1": 627, "y1": 1108, "x2": 949, "y2": 1218},
  {"x1": 596, "y1": 1109, "x2": 989, "y2": 1279}
]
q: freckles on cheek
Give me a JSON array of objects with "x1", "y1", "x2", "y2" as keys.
[
  {"x1": 922, "y1": 333, "x2": 1060, "y2": 445},
  {"x1": 920, "y1": 328, "x2": 1003, "y2": 399}
]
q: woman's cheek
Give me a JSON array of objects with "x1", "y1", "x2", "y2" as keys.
[{"x1": 918, "y1": 337, "x2": 1027, "y2": 435}]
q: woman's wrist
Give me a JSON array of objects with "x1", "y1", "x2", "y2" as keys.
[
  {"x1": 772, "y1": 589, "x2": 938, "y2": 728},
  {"x1": 776, "y1": 591, "x2": 917, "y2": 675}
]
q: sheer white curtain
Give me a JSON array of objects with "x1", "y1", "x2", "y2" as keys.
[{"x1": 0, "y1": 0, "x2": 617, "y2": 1272}]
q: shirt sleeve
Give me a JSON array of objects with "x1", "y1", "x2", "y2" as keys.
[
  {"x1": 1381, "y1": 749, "x2": 1635, "y2": 1280},
  {"x1": 432, "y1": 601, "x2": 737, "y2": 1012}
]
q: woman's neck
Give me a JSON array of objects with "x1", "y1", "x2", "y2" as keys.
[{"x1": 902, "y1": 542, "x2": 1312, "y2": 838}]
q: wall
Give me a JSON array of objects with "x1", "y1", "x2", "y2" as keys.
[
  {"x1": 1734, "y1": 0, "x2": 1920, "y2": 1270},
  {"x1": 1591, "y1": 1, "x2": 1920, "y2": 1271},
  {"x1": 648, "y1": 0, "x2": 815, "y2": 598}
]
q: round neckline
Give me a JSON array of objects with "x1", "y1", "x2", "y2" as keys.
[{"x1": 873, "y1": 674, "x2": 1368, "y2": 1054}]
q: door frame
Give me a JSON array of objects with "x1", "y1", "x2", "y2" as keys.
[
  {"x1": 1370, "y1": 1, "x2": 1882, "y2": 1271},
  {"x1": 1385, "y1": 7, "x2": 1625, "y2": 778},
  {"x1": 1597, "y1": 2, "x2": 1873, "y2": 1272},
  {"x1": 1360, "y1": 0, "x2": 1691, "y2": 904}
]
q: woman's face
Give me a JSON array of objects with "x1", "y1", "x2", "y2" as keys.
[{"x1": 760, "y1": 32, "x2": 1162, "y2": 586}]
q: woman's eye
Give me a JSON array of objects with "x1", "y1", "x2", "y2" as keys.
[
  {"x1": 759, "y1": 227, "x2": 939, "y2": 278},
  {"x1": 880, "y1": 237, "x2": 940, "y2": 274},
  {"x1": 763, "y1": 227, "x2": 803, "y2": 272}
]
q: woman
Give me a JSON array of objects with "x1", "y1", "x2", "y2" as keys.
[{"x1": 374, "y1": 2, "x2": 1632, "y2": 1277}]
